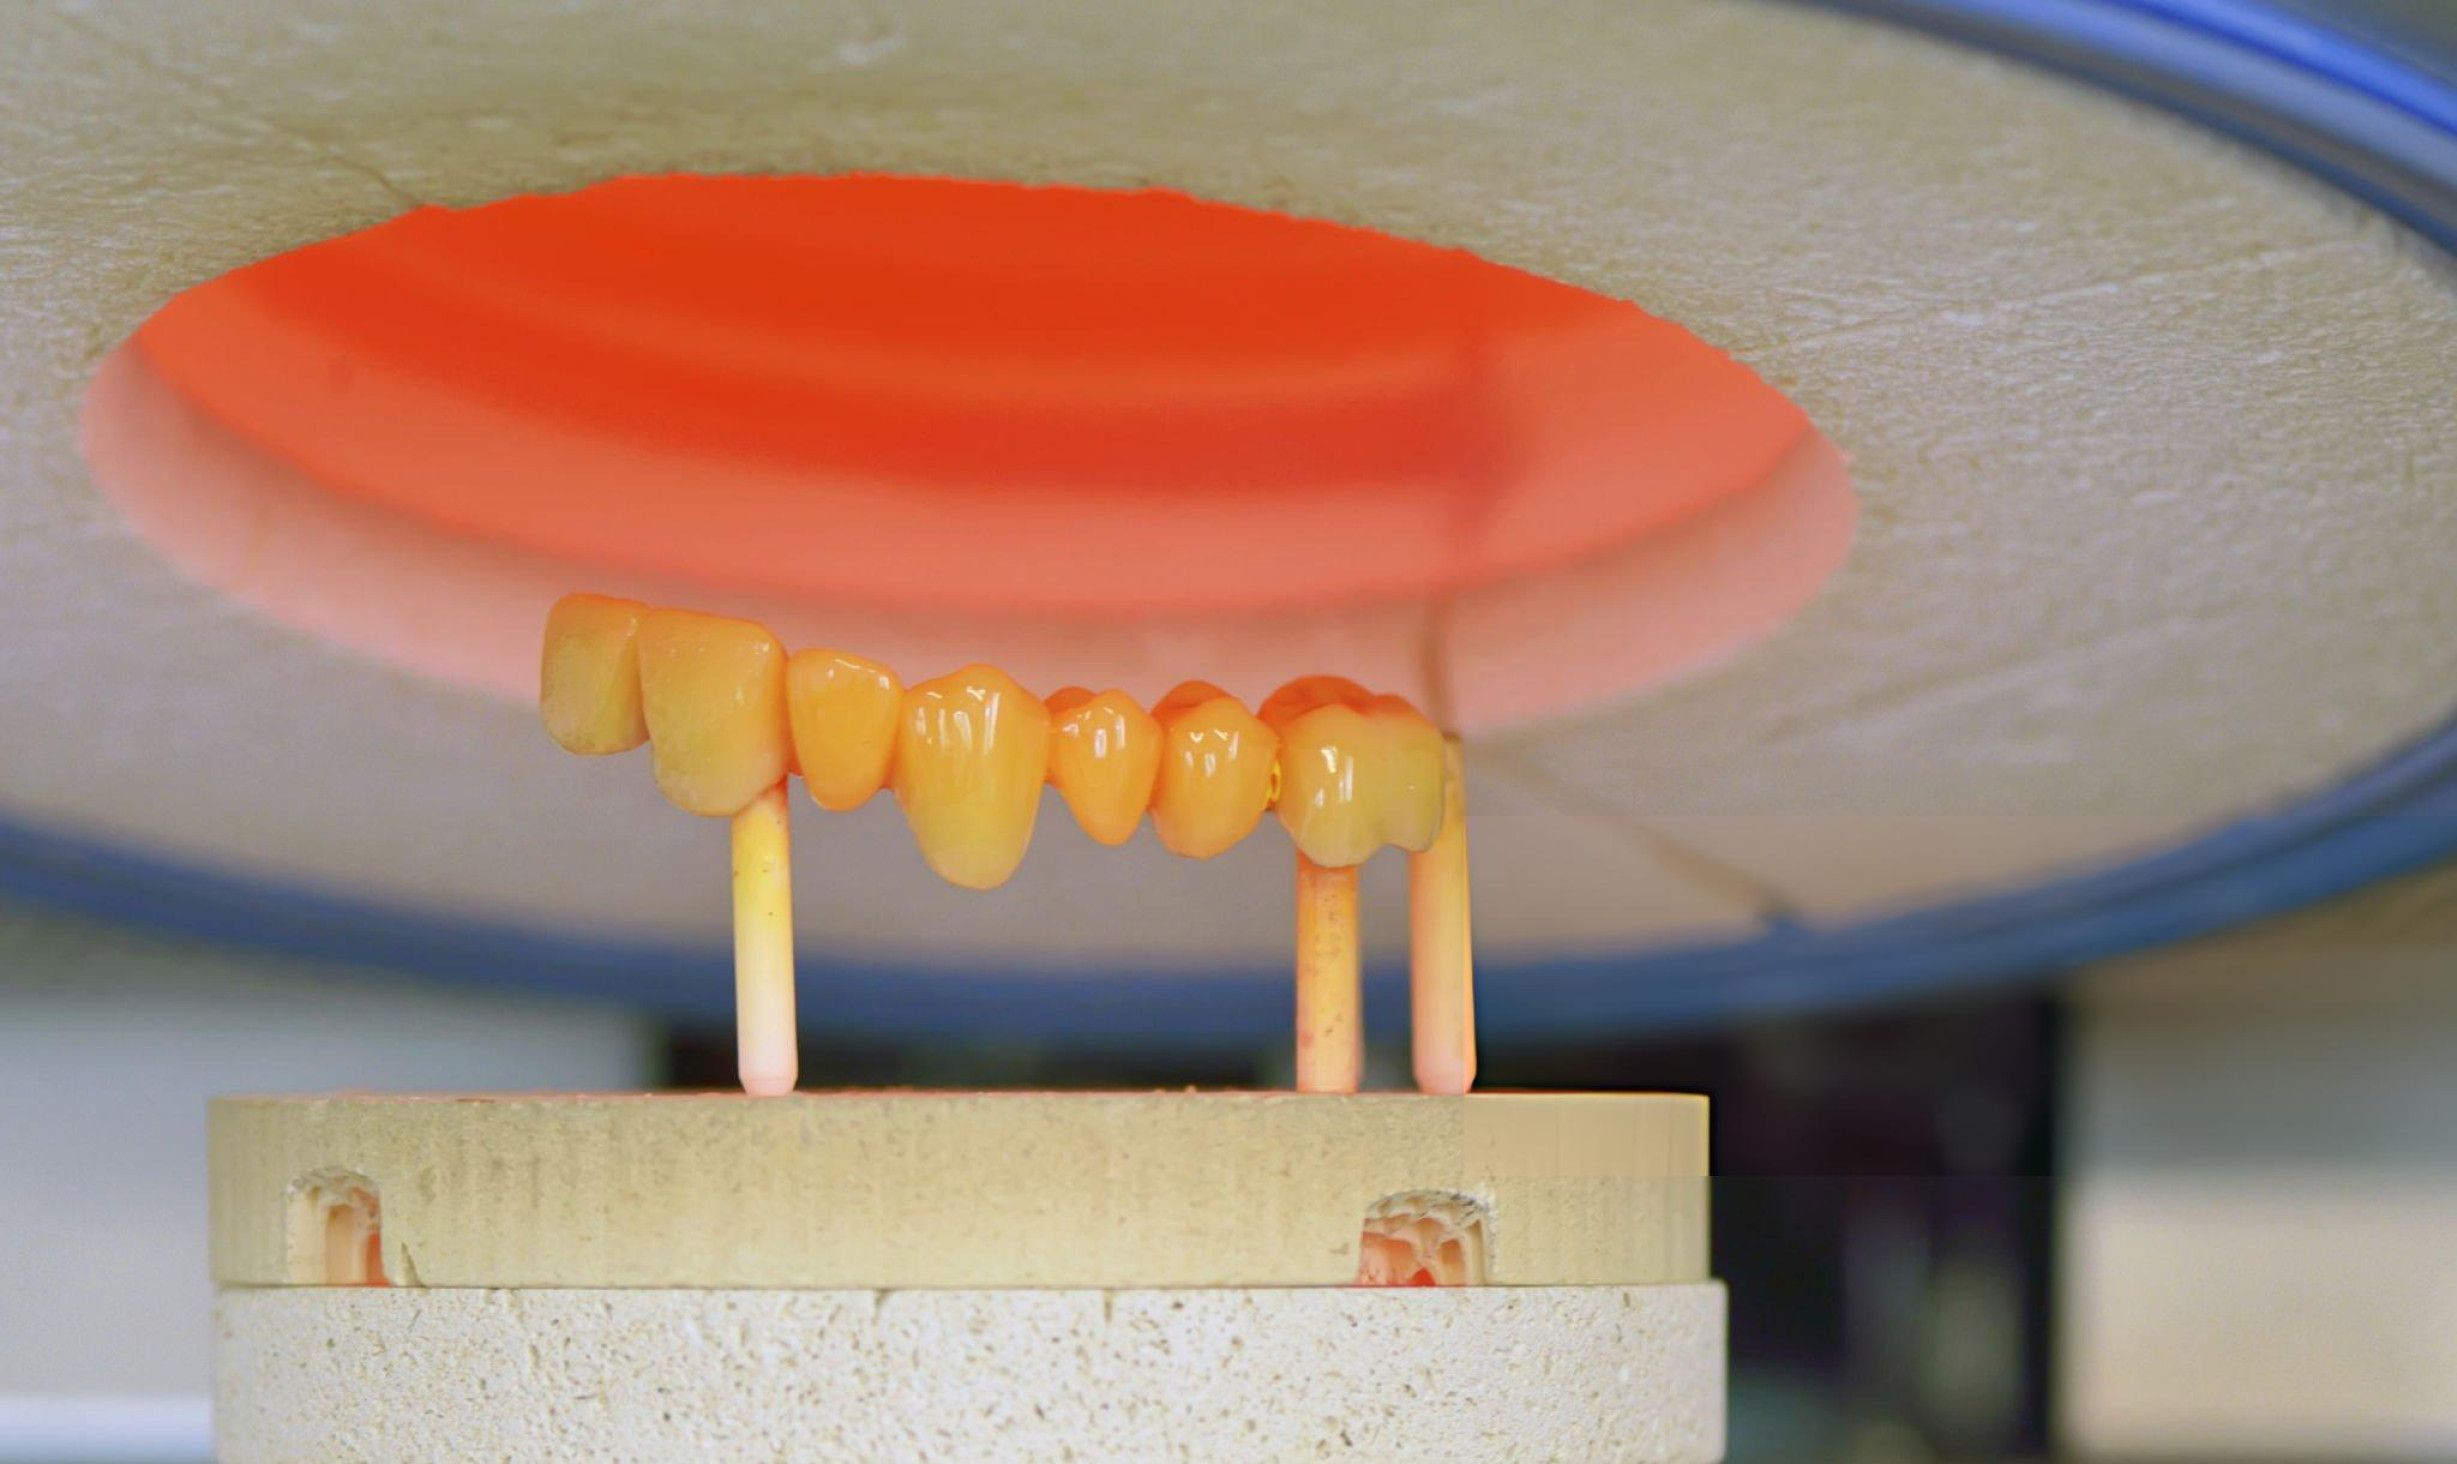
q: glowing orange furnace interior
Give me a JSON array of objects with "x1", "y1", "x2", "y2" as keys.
[
  {"x1": 132, "y1": 173, "x2": 1827, "y2": 616},
  {"x1": 86, "y1": 173, "x2": 1851, "y2": 1103}
]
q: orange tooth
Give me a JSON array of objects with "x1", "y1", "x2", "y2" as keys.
[
  {"x1": 1261, "y1": 680, "x2": 1447, "y2": 866},
  {"x1": 1044, "y1": 687, "x2": 1161, "y2": 846},
  {"x1": 1261, "y1": 676, "x2": 1375, "y2": 868},
  {"x1": 1271, "y1": 702, "x2": 1383, "y2": 869},
  {"x1": 635, "y1": 608, "x2": 791, "y2": 817},
  {"x1": 1149, "y1": 681, "x2": 1279, "y2": 859},
  {"x1": 787, "y1": 648, "x2": 903, "y2": 811},
  {"x1": 1152, "y1": 679, "x2": 1234, "y2": 721},
  {"x1": 540, "y1": 593, "x2": 649, "y2": 755},
  {"x1": 893, "y1": 665, "x2": 1049, "y2": 889}
]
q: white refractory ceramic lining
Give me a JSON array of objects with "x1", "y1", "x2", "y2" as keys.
[
  {"x1": 4, "y1": 1, "x2": 2454, "y2": 975},
  {"x1": 215, "y1": 1286, "x2": 1727, "y2": 1464}
]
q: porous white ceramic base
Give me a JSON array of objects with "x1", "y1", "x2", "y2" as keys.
[{"x1": 216, "y1": 1283, "x2": 1726, "y2": 1462}]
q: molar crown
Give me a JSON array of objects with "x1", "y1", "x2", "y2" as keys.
[{"x1": 1263, "y1": 677, "x2": 1446, "y2": 868}]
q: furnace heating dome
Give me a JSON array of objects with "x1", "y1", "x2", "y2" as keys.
[{"x1": 1, "y1": 0, "x2": 2451, "y2": 1041}]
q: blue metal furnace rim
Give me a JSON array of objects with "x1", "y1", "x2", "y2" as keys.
[
  {"x1": 3, "y1": 0, "x2": 2454, "y2": 1041},
  {"x1": 1860, "y1": 0, "x2": 2457, "y2": 129}
]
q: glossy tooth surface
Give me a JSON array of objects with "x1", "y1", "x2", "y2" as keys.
[
  {"x1": 1264, "y1": 681, "x2": 1447, "y2": 866},
  {"x1": 540, "y1": 594, "x2": 649, "y2": 755},
  {"x1": 893, "y1": 665, "x2": 1049, "y2": 889},
  {"x1": 1150, "y1": 682, "x2": 1279, "y2": 860},
  {"x1": 1045, "y1": 687, "x2": 1161, "y2": 846},
  {"x1": 787, "y1": 648, "x2": 904, "y2": 811},
  {"x1": 1271, "y1": 703, "x2": 1382, "y2": 868},
  {"x1": 635, "y1": 608, "x2": 790, "y2": 817}
]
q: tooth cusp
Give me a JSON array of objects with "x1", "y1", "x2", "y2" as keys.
[
  {"x1": 1257, "y1": 674, "x2": 1372, "y2": 730},
  {"x1": 635, "y1": 608, "x2": 791, "y2": 817},
  {"x1": 893, "y1": 665, "x2": 1050, "y2": 889},
  {"x1": 540, "y1": 593, "x2": 650, "y2": 755},
  {"x1": 1151, "y1": 679, "x2": 1233, "y2": 722}
]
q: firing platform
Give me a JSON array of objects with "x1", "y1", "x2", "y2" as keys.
[
  {"x1": 210, "y1": 1091, "x2": 1709, "y2": 1289},
  {"x1": 211, "y1": 1092, "x2": 1722, "y2": 1461}
]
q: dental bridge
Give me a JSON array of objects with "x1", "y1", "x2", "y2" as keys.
[{"x1": 540, "y1": 593, "x2": 1477, "y2": 1099}]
